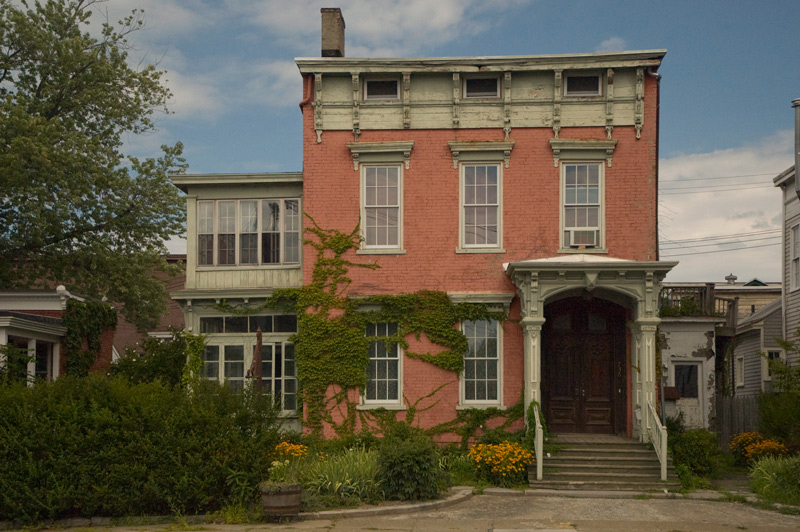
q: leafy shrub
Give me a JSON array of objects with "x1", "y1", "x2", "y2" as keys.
[
  {"x1": 377, "y1": 429, "x2": 443, "y2": 500},
  {"x1": 670, "y1": 428, "x2": 724, "y2": 478},
  {"x1": 111, "y1": 329, "x2": 204, "y2": 387},
  {"x1": 478, "y1": 427, "x2": 524, "y2": 445},
  {"x1": 759, "y1": 392, "x2": 800, "y2": 451},
  {"x1": 729, "y1": 432, "x2": 765, "y2": 465},
  {"x1": 302, "y1": 447, "x2": 383, "y2": 503},
  {"x1": 750, "y1": 455, "x2": 800, "y2": 506},
  {"x1": 674, "y1": 464, "x2": 711, "y2": 490},
  {"x1": 468, "y1": 441, "x2": 534, "y2": 488},
  {"x1": 0, "y1": 376, "x2": 282, "y2": 523}
]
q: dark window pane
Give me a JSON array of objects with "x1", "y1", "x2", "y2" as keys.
[
  {"x1": 675, "y1": 364, "x2": 699, "y2": 398},
  {"x1": 200, "y1": 317, "x2": 224, "y2": 334},
  {"x1": 226, "y1": 316, "x2": 248, "y2": 333},
  {"x1": 275, "y1": 314, "x2": 297, "y2": 332},
  {"x1": 262, "y1": 233, "x2": 280, "y2": 263},
  {"x1": 466, "y1": 77, "x2": 498, "y2": 97},
  {"x1": 249, "y1": 316, "x2": 272, "y2": 333},
  {"x1": 567, "y1": 75, "x2": 600, "y2": 95},
  {"x1": 366, "y1": 79, "x2": 398, "y2": 99}
]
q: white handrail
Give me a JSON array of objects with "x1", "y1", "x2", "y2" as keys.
[
  {"x1": 646, "y1": 400, "x2": 668, "y2": 481},
  {"x1": 533, "y1": 404, "x2": 543, "y2": 481}
]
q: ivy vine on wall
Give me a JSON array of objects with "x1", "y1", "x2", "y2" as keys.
[{"x1": 62, "y1": 299, "x2": 117, "y2": 377}]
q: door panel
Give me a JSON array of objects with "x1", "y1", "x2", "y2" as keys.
[{"x1": 542, "y1": 298, "x2": 624, "y2": 434}]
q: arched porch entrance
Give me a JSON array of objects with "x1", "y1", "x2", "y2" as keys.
[{"x1": 542, "y1": 296, "x2": 627, "y2": 434}]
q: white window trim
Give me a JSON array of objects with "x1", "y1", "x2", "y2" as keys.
[
  {"x1": 458, "y1": 162, "x2": 503, "y2": 252},
  {"x1": 762, "y1": 350, "x2": 784, "y2": 383},
  {"x1": 463, "y1": 76, "x2": 500, "y2": 99},
  {"x1": 459, "y1": 319, "x2": 503, "y2": 408},
  {"x1": 735, "y1": 355, "x2": 745, "y2": 387},
  {"x1": 564, "y1": 73, "x2": 603, "y2": 97},
  {"x1": 361, "y1": 324, "x2": 404, "y2": 409},
  {"x1": 791, "y1": 224, "x2": 800, "y2": 291},
  {"x1": 363, "y1": 78, "x2": 400, "y2": 101},
  {"x1": 359, "y1": 164, "x2": 404, "y2": 253},
  {"x1": 196, "y1": 198, "x2": 301, "y2": 268},
  {"x1": 202, "y1": 333, "x2": 298, "y2": 415},
  {"x1": 559, "y1": 161, "x2": 606, "y2": 252}
]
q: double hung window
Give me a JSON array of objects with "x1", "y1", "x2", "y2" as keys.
[
  {"x1": 563, "y1": 163, "x2": 602, "y2": 248},
  {"x1": 462, "y1": 164, "x2": 500, "y2": 248},
  {"x1": 462, "y1": 319, "x2": 500, "y2": 404},
  {"x1": 364, "y1": 322, "x2": 401, "y2": 404},
  {"x1": 362, "y1": 165, "x2": 402, "y2": 249},
  {"x1": 197, "y1": 199, "x2": 300, "y2": 266}
]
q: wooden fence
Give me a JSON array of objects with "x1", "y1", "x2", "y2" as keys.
[{"x1": 715, "y1": 395, "x2": 760, "y2": 449}]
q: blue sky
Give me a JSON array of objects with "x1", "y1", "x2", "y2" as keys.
[{"x1": 100, "y1": 0, "x2": 800, "y2": 282}]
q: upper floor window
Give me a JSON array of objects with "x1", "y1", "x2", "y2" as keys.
[
  {"x1": 461, "y1": 319, "x2": 501, "y2": 405},
  {"x1": 461, "y1": 164, "x2": 501, "y2": 249},
  {"x1": 362, "y1": 165, "x2": 402, "y2": 250},
  {"x1": 792, "y1": 225, "x2": 800, "y2": 290},
  {"x1": 565, "y1": 74, "x2": 602, "y2": 97},
  {"x1": 563, "y1": 163, "x2": 602, "y2": 249},
  {"x1": 364, "y1": 79, "x2": 399, "y2": 100},
  {"x1": 464, "y1": 76, "x2": 500, "y2": 98},
  {"x1": 198, "y1": 199, "x2": 300, "y2": 267}
]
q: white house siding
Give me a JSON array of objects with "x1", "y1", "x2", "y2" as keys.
[
  {"x1": 659, "y1": 318, "x2": 717, "y2": 429},
  {"x1": 734, "y1": 330, "x2": 762, "y2": 397},
  {"x1": 782, "y1": 181, "x2": 800, "y2": 353}
]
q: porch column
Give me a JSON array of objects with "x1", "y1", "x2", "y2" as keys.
[
  {"x1": 631, "y1": 320, "x2": 659, "y2": 440},
  {"x1": 27, "y1": 338, "x2": 36, "y2": 387},
  {"x1": 522, "y1": 317, "x2": 545, "y2": 424},
  {"x1": 52, "y1": 342, "x2": 61, "y2": 379},
  {"x1": 0, "y1": 328, "x2": 6, "y2": 370}
]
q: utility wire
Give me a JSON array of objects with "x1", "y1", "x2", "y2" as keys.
[
  {"x1": 660, "y1": 235, "x2": 780, "y2": 251},
  {"x1": 660, "y1": 241, "x2": 780, "y2": 257},
  {"x1": 661, "y1": 229, "x2": 780, "y2": 245}
]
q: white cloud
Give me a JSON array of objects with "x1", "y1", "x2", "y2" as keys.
[
  {"x1": 162, "y1": 69, "x2": 228, "y2": 117},
  {"x1": 238, "y1": 0, "x2": 533, "y2": 57},
  {"x1": 595, "y1": 37, "x2": 627, "y2": 53},
  {"x1": 245, "y1": 61, "x2": 304, "y2": 108},
  {"x1": 659, "y1": 130, "x2": 794, "y2": 282}
]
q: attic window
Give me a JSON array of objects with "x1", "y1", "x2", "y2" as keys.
[
  {"x1": 364, "y1": 79, "x2": 399, "y2": 100},
  {"x1": 565, "y1": 75, "x2": 601, "y2": 97},
  {"x1": 464, "y1": 77, "x2": 499, "y2": 98}
]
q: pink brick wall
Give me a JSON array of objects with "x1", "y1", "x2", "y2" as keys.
[{"x1": 300, "y1": 72, "x2": 660, "y2": 439}]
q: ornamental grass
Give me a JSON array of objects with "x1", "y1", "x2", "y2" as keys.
[{"x1": 467, "y1": 441, "x2": 534, "y2": 488}]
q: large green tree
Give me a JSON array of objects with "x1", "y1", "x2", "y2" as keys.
[{"x1": 0, "y1": 0, "x2": 186, "y2": 329}]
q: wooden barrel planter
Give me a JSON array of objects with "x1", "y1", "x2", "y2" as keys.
[{"x1": 260, "y1": 484, "x2": 302, "y2": 516}]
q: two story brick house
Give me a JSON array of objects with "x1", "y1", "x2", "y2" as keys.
[{"x1": 174, "y1": 9, "x2": 676, "y2": 443}]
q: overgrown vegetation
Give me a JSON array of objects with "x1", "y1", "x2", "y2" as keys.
[
  {"x1": 63, "y1": 299, "x2": 118, "y2": 376},
  {"x1": 111, "y1": 328, "x2": 205, "y2": 388},
  {"x1": 0, "y1": 376, "x2": 283, "y2": 524},
  {"x1": 666, "y1": 414, "x2": 725, "y2": 489},
  {"x1": 750, "y1": 455, "x2": 800, "y2": 506}
]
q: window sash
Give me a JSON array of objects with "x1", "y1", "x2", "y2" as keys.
[
  {"x1": 365, "y1": 323, "x2": 400, "y2": 403},
  {"x1": 563, "y1": 163, "x2": 601, "y2": 247},
  {"x1": 462, "y1": 164, "x2": 499, "y2": 247},
  {"x1": 464, "y1": 77, "x2": 500, "y2": 98},
  {"x1": 363, "y1": 166, "x2": 401, "y2": 248},
  {"x1": 364, "y1": 79, "x2": 400, "y2": 100},
  {"x1": 462, "y1": 319, "x2": 500, "y2": 403},
  {"x1": 792, "y1": 226, "x2": 800, "y2": 289},
  {"x1": 197, "y1": 199, "x2": 300, "y2": 266}
]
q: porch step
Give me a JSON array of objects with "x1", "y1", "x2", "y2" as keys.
[{"x1": 529, "y1": 435, "x2": 680, "y2": 492}]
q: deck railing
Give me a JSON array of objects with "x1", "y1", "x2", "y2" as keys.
[
  {"x1": 659, "y1": 284, "x2": 738, "y2": 326},
  {"x1": 646, "y1": 400, "x2": 668, "y2": 481},
  {"x1": 533, "y1": 405, "x2": 543, "y2": 481}
]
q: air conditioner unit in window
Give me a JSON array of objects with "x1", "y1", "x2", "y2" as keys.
[{"x1": 569, "y1": 229, "x2": 597, "y2": 248}]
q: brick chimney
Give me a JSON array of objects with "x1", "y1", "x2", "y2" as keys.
[{"x1": 321, "y1": 8, "x2": 345, "y2": 58}]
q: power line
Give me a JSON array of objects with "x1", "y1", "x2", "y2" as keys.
[
  {"x1": 660, "y1": 172, "x2": 782, "y2": 183},
  {"x1": 660, "y1": 235, "x2": 780, "y2": 251},
  {"x1": 660, "y1": 241, "x2": 780, "y2": 257},
  {"x1": 661, "y1": 229, "x2": 780, "y2": 245},
  {"x1": 660, "y1": 184, "x2": 772, "y2": 196}
]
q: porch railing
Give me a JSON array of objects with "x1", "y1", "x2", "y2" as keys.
[
  {"x1": 646, "y1": 400, "x2": 668, "y2": 481},
  {"x1": 533, "y1": 404, "x2": 543, "y2": 481}
]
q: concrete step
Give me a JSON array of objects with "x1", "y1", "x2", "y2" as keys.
[{"x1": 529, "y1": 479, "x2": 681, "y2": 491}]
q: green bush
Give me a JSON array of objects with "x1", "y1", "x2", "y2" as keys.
[
  {"x1": 377, "y1": 428, "x2": 444, "y2": 501},
  {"x1": 110, "y1": 329, "x2": 204, "y2": 387},
  {"x1": 0, "y1": 376, "x2": 282, "y2": 523},
  {"x1": 670, "y1": 428, "x2": 724, "y2": 478},
  {"x1": 302, "y1": 447, "x2": 383, "y2": 503},
  {"x1": 750, "y1": 455, "x2": 800, "y2": 506},
  {"x1": 759, "y1": 392, "x2": 800, "y2": 451}
]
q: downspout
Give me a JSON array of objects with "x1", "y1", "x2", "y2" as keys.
[
  {"x1": 793, "y1": 98, "x2": 800, "y2": 199},
  {"x1": 299, "y1": 74, "x2": 313, "y2": 110}
]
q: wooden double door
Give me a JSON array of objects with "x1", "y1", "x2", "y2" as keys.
[{"x1": 542, "y1": 297, "x2": 627, "y2": 434}]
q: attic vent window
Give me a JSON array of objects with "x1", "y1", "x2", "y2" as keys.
[
  {"x1": 464, "y1": 77, "x2": 499, "y2": 98},
  {"x1": 565, "y1": 75, "x2": 601, "y2": 96},
  {"x1": 364, "y1": 79, "x2": 399, "y2": 100}
]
